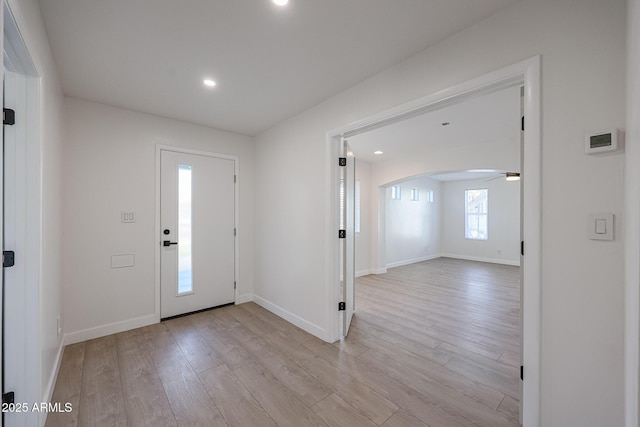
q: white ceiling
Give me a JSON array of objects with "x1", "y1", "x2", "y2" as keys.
[
  {"x1": 429, "y1": 171, "x2": 504, "y2": 182},
  {"x1": 346, "y1": 84, "x2": 522, "y2": 169},
  {"x1": 38, "y1": 0, "x2": 519, "y2": 136}
]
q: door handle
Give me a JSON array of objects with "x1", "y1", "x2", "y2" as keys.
[{"x1": 163, "y1": 240, "x2": 178, "y2": 247}]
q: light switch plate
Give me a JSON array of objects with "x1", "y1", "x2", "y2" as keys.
[
  {"x1": 121, "y1": 211, "x2": 135, "y2": 223},
  {"x1": 588, "y1": 212, "x2": 614, "y2": 241}
]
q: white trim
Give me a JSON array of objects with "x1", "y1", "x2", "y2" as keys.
[
  {"x1": 625, "y1": 1, "x2": 640, "y2": 425},
  {"x1": 252, "y1": 295, "x2": 327, "y2": 339},
  {"x1": 325, "y1": 56, "x2": 542, "y2": 427},
  {"x1": 355, "y1": 269, "x2": 372, "y2": 277},
  {"x1": 41, "y1": 338, "x2": 64, "y2": 407},
  {"x1": 438, "y1": 254, "x2": 520, "y2": 267},
  {"x1": 386, "y1": 254, "x2": 441, "y2": 269},
  {"x1": 64, "y1": 314, "x2": 157, "y2": 346},
  {"x1": 521, "y1": 56, "x2": 542, "y2": 427},
  {"x1": 155, "y1": 144, "x2": 240, "y2": 321},
  {"x1": 325, "y1": 134, "x2": 342, "y2": 343},
  {"x1": 373, "y1": 268, "x2": 387, "y2": 275},
  {"x1": 235, "y1": 294, "x2": 254, "y2": 304},
  {"x1": 39, "y1": 339, "x2": 64, "y2": 427}
]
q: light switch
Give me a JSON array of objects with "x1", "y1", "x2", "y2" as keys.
[
  {"x1": 588, "y1": 213, "x2": 614, "y2": 241},
  {"x1": 121, "y1": 211, "x2": 136, "y2": 223}
]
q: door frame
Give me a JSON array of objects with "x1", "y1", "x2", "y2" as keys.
[
  {"x1": 325, "y1": 55, "x2": 541, "y2": 426},
  {"x1": 154, "y1": 145, "x2": 239, "y2": 322}
]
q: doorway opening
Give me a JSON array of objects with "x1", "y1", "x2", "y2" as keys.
[{"x1": 326, "y1": 56, "x2": 541, "y2": 426}]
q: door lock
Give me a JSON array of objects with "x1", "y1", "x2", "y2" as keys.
[{"x1": 163, "y1": 240, "x2": 178, "y2": 247}]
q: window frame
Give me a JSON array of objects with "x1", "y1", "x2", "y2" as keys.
[{"x1": 464, "y1": 188, "x2": 488, "y2": 240}]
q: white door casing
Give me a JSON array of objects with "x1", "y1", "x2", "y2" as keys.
[{"x1": 341, "y1": 140, "x2": 355, "y2": 336}]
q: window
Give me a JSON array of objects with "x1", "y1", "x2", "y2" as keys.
[
  {"x1": 391, "y1": 185, "x2": 401, "y2": 200},
  {"x1": 355, "y1": 180, "x2": 361, "y2": 233},
  {"x1": 465, "y1": 189, "x2": 488, "y2": 240},
  {"x1": 426, "y1": 190, "x2": 434, "y2": 203},
  {"x1": 178, "y1": 165, "x2": 193, "y2": 294},
  {"x1": 410, "y1": 187, "x2": 419, "y2": 201}
]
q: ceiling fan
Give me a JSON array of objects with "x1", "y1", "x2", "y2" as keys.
[{"x1": 484, "y1": 172, "x2": 520, "y2": 182}]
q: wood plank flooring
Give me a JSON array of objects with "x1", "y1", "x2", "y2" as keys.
[{"x1": 46, "y1": 257, "x2": 521, "y2": 427}]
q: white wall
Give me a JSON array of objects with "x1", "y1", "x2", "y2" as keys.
[
  {"x1": 253, "y1": 0, "x2": 626, "y2": 424},
  {"x1": 62, "y1": 98, "x2": 254, "y2": 341},
  {"x1": 4, "y1": 0, "x2": 66, "y2": 416},
  {"x1": 385, "y1": 177, "x2": 441, "y2": 268},
  {"x1": 625, "y1": 0, "x2": 640, "y2": 425},
  {"x1": 441, "y1": 177, "x2": 520, "y2": 266}
]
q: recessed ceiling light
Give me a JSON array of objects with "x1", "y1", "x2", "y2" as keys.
[
  {"x1": 203, "y1": 79, "x2": 217, "y2": 87},
  {"x1": 273, "y1": 0, "x2": 289, "y2": 6},
  {"x1": 374, "y1": 151, "x2": 383, "y2": 155}
]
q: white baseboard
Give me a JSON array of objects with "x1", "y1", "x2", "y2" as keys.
[
  {"x1": 64, "y1": 313, "x2": 157, "y2": 345},
  {"x1": 440, "y1": 253, "x2": 520, "y2": 267},
  {"x1": 235, "y1": 294, "x2": 254, "y2": 304},
  {"x1": 40, "y1": 337, "x2": 66, "y2": 426},
  {"x1": 252, "y1": 295, "x2": 326, "y2": 340},
  {"x1": 386, "y1": 254, "x2": 441, "y2": 269},
  {"x1": 43, "y1": 338, "x2": 65, "y2": 401},
  {"x1": 374, "y1": 268, "x2": 387, "y2": 274}
]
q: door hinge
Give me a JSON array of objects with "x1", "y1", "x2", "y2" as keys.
[
  {"x1": 234, "y1": 281, "x2": 236, "y2": 290},
  {"x1": 3, "y1": 250, "x2": 15, "y2": 268},
  {"x1": 338, "y1": 157, "x2": 346, "y2": 167},
  {"x1": 338, "y1": 230, "x2": 346, "y2": 239},
  {"x1": 2, "y1": 391, "x2": 15, "y2": 404},
  {"x1": 3, "y1": 108, "x2": 15, "y2": 125},
  {"x1": 520, "y1": 365, "x2": 524, "y2": 381},
  {"x1": 234, "y1": 228, "x2": 237, "y2": 237},
  {"x1": 521, "y1": 241, "x2": 524, "y2": 256},
  {"x1": 338, "y1": 302, "x2": 346, "y2": 311},
  {"x1": 521, "y1": 116, "x2": 525, "y2": 131},
  {"x1": 234, "y1": 174, "x2": 237, "y2": 183}
]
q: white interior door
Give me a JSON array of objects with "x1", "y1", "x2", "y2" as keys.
[
  {"x1": 160, "y1": 150, "x2": 235, "y2": 318},
  {"x1": 342, "y1": 140, "x2": 356, "y2": 336}
]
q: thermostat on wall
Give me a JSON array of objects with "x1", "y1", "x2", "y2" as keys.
[{"x1": 585, "y1": 128, "x2": 621, "y2": 154}]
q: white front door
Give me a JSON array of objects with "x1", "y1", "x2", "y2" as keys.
[{"x1": 160, "y1": 150, "x2": 235, "y2": 318}]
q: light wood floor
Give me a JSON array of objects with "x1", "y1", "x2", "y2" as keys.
[{"x1": 46, "y1": 258, "x2": 521, "y2": 427}]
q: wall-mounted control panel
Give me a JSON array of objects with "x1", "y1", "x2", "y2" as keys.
[{"x1": 585, "y1": 129, "x2": 622, "y2": 154}]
